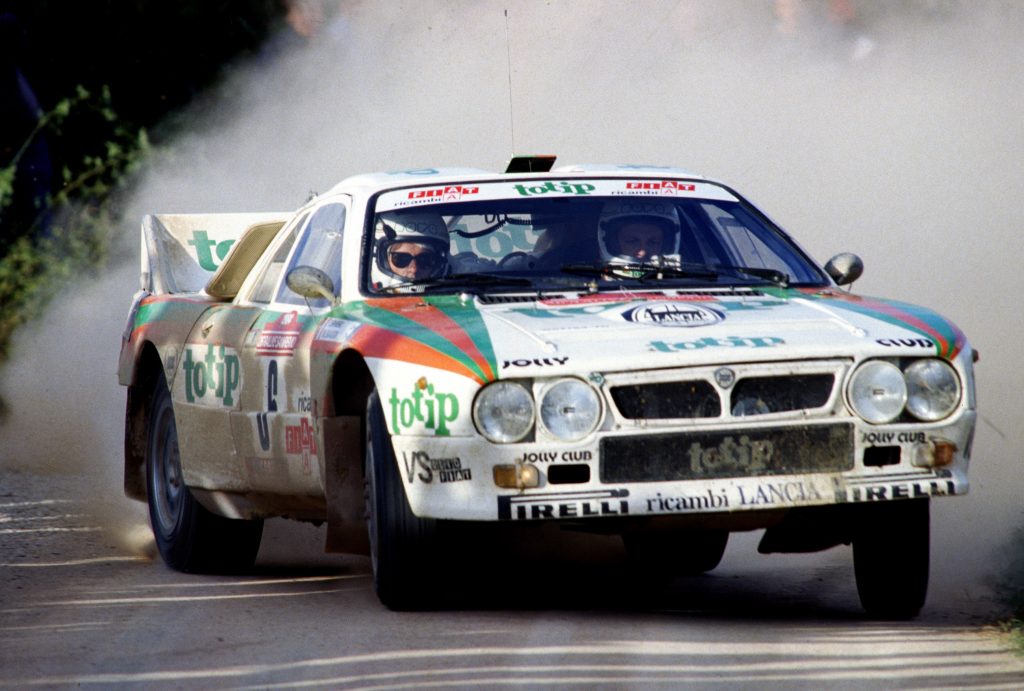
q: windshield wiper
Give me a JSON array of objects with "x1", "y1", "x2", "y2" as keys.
[
  {"x1": 714, "y1": 265, "x2": 790, "y2": 287},
  {"x1": 387, "y1": 272, "x2": 534, "y2": 293},
  {"x1": 560, "y1": 262, "x2": 720, "y2": 282}
]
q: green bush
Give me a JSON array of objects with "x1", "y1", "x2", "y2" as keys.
[{"x1": 0, "y1": 85, "x2": 148, "y2": 371}]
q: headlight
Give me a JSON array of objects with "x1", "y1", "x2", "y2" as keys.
[
  {"x1": 538, "y1": 378, "x2": 602, "y2": 441},
  {"x1": 473, "y1": 381, "x2": 534, "y2": 443},
  {"x1": 905, "y1": 359, "x2": 961, "y2": 421},
  {"x1": 848, "y1": 360, "x2": 907, "y2": 424}
]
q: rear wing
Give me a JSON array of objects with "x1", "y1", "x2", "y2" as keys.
[{"x1": 140, "y1": 212, "x2": 289, "y2": 295}]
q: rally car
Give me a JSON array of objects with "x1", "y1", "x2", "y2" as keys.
[{"x1": 118, "y1": 156, "x2": 976, "y2": 617}]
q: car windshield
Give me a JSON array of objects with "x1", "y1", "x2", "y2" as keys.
[{"x1": 364, "y1": 178, "x2": 828, "y2": 295}]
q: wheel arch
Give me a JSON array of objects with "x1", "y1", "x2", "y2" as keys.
[{"x1": 322, "y1": 347, "x2": 374, "y2": 554}]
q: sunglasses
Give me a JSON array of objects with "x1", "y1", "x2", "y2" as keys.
[{"x1": 389, "y1": 249, "x2": 441, "y2": 270}]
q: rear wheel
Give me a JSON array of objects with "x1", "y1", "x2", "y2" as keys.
[
  {"x1": 853, "y1": 499, "x2": 929, "y2": 619},
  {"x1": 146, "y1": 371, "x2": 263, "y2": 573},
  {"x1": 364, "y1": 390, "x2": 437, "y2": 610}
]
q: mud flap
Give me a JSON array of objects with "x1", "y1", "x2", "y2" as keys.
[{"x1": 323, "y1": 416, "x2": 369, "y2": 554}]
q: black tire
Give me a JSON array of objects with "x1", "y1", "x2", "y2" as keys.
[
  {"x1": 364, "y1": 390, "x2": 437, "y2": 610},
  {"x1": 146, "y1": 371, "x2": 263, "y2": 574},
  {"x1": 853, "y1": 498, "x2": 929, "y2": 620},
  {"x1": 624, "y1": 528, "x2": 729, "y2": 579}
]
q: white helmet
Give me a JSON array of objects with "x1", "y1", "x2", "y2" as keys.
[
  {"x1": 372, "y1": 211, "x2": 450, "y2": 288},
  {"x1": 597, "y1": 199, "x2": 681, "y2": 266}
]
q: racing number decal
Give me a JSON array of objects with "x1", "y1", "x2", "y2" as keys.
[{"x1": 257, "y1": 360, "x2": 279, "y2": 451}]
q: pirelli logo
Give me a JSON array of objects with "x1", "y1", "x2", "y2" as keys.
[{"x1": 497, "y1": 489, "x2": 629, "y2": 521}]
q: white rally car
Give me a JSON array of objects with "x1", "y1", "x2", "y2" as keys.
[{"x1": 118, "y1": 157, "x2": 976, "y2": 617}]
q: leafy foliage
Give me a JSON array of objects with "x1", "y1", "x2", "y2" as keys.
[{"x1": 0, "y1": 86, "x2": 149, "y2": 366}]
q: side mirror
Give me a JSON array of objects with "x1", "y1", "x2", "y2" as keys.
[
  {"x1": 824, "y1": 253, "x2": 864, "y2": 286},
  {"x1": 286, "y1": 265, "x2": 335, "y2": 303}
]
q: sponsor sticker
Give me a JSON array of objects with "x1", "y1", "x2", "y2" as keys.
[
  {"x1": 513, "y1": 181, "x2": 596, "y2": 197},
  {"x1": 188, "y1": 230, "x2": 234, "y2": 271},
  {"x1": 256, "y1": 312, "x2": 302, "y2": 357},
  {"x1": 619, "y1": 303, "x2": 724, "y2": 327},
  {"x1": 389, "y1": 377, "x2": 460, "y2": 436},
  {"x1": 401, "y1": 451, "x2": 472, "y2": 483},
  {"x1": 624, "y1": 180, "x2": 697, "y2": 194},
  {"x1": 182, "y1": 344, "x2": 241, "y2": 407},
  {"x1": 316, "y1": 318, "x2": 361, "y2": 344},
  {"x1": 648, "y1": 336, "x2": 785, "y2": 351},
  {"x1": 497, "y1": 489, "x2": 629, "y2": 520},
  {"x1": 408, "y1": 185, "x2": 479, "y2": 201}
]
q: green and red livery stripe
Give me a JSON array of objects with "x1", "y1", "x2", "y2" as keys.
[
  {"x1": 342, "y1": 297, "x2": 497, "y2": 383},
  {"x1": 802, "y1": 289, "x2": 966, "y2": 359}
]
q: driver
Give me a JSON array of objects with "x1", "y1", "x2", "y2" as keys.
[
  {"x1": 597, "y1": 199, "x2": 681, "y2": 265},
  {"x1": 372, "y1": 211, "x2": 450, "y2": 288}
]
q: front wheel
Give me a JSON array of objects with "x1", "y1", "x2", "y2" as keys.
[
  {"x1": 853, "y1": 499, "x2": 929, "y2": 619},
  {"x1": 364, "y1": 390, "x2": 437, "y2": 610},
  {"x1": 146, "y1": 371, "x2": 263, "y2": 573}
]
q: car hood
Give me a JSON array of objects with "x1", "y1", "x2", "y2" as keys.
[{"x1": 338, "y1": 288, "x2": 967, "y2": 384}]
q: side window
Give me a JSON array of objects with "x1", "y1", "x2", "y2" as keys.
[
  {"x1": 276, "y1": 202, "x2": 347, "y2": 306},
  {"x1": 249, "y1": 214, "x2": 306, "y2": 304}
]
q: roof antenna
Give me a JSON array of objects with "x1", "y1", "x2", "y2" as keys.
[{"x1": 504, "y1": 9, "x2": 516, "y2": 154}]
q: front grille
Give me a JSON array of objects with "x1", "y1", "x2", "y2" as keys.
[
  {"x1": 729, "y1": 374, "x2": 834, "y2": 416},
  {"x1": 611, "y1": 380, "x2": 721, "y2": 419},
  {"x1": 600, "y1": 423, "x2": 854, "y2": 482},
  {"x1": 609, "y1": 373, "x2": 836, "y2": 420}
]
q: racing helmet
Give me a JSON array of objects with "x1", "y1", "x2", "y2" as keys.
[
  {"x1": 372, "y1": 211, "x2": 450, "y2": 288},
  {"x1": 597, "y1": 199, "x2": 681, "y2": 265}
]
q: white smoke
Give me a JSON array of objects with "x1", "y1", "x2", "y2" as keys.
[{"x1": 2, "y1": 0, "x2": 1022, "y2": 609}]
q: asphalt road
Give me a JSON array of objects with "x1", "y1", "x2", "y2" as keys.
[{"x1": 2, "y1": 469, "x2": 1023, "y2": 690}]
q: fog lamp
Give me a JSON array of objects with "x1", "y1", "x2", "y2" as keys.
[
  {"x1": 493, "y1": 463, "x2": 540, "y2": 489},
  {"x1": 912, "y1": 439, "x2": 958, "y2": 468}
]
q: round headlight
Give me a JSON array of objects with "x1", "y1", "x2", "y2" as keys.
[
  {"x1": 473, "y1": 381, "x2": 534, "y2": 443},
  {"x1": 539, "y1": 378, "x2": 601, "y2": 441},
  {"x1": 905, "y1": 359, "x2": 961, "y2": 421},
  {"x1": 848, "y1": 360, "x2": 907, "y2": 424}
]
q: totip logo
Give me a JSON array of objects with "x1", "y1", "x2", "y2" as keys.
[
  {"x1": 389, "y1": 377, "x2": 460, "y2": 436},
  {"x1": 188, "y1": 230, "x2": 235, "y2": 271},
  {"x1": 620, "y1": 303, "x2": 724, "y2": 327}
]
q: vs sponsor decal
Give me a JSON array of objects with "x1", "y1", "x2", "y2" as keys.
[
  {"x1": 497, "y1": 489, "x2": 629, "y2": 520},
  {"x1": 401, "y1": 451, "x2": 472, "y2": 483},
  {"x1": 389, "y1": 377, "x2": 460, "y2": 436},
  {"x1": 619, "y1": 303, "x2": 723, "y2": 327},
  {"x1": 183, "y1": 345, "x2": 241, "y2": 406}
]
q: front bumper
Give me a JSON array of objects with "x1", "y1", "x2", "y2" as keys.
[{"x1": 391, "y1": 410, "x2": 975, "y2": 522}]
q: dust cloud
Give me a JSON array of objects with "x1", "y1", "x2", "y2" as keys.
[{"x1": 1, "y1": 0, "x2": 1022, "y2": 610}]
